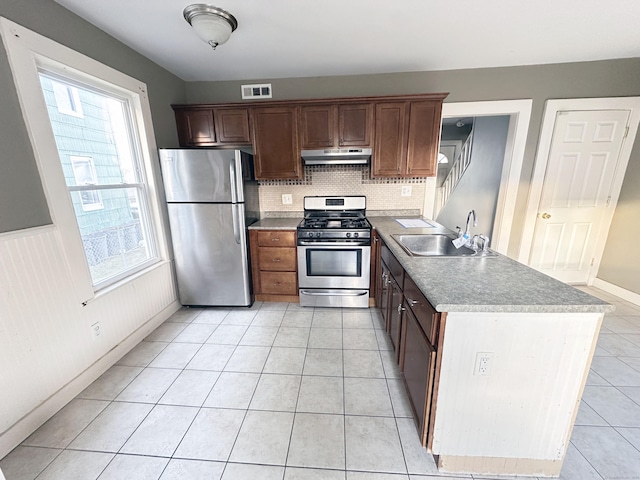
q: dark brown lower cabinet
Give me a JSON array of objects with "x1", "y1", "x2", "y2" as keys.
[
  {"x1": 379, "y1": 259, "x2": 390, "y2": 326},
  {"x1": 387, "y1": 274, "x2": 403, "y2": 359},
  {"x1": 400, "y1": 301, "x2": 437, "y2": 447}
]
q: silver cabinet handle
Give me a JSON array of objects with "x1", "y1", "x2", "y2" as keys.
[
  {"x1": 397, "y1": 304, "x2": 405, "y2": 314},
  {"x1": 406, "y1": 298, "x2": 418, "y2": 307}
]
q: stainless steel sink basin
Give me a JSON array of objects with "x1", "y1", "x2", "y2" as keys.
[{"x1": 391, "y1": 234, "x2": 497, "y2": 257}]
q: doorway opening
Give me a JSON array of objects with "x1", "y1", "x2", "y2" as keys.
[{"x1": 423, "y1": 100, "x2": 533, "y2": 255}]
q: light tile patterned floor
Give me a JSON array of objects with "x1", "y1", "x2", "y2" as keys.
[{"x1": 2, "y1": 287, "x2": 640, "y2": 480}]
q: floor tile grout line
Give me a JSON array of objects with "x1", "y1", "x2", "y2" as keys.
[
  {"x1": 111, "y1": 309, "x2": 228, "y2": 466},
  {"x1": 567, "y1": 438, "x2": 606, "y2": 480},
  {"x1": 221, "y1": 310, "x2": 283, "y2": 467},
  {"x1": 611, "y1": 425, "x2": 640, "y2": 456},
  {"x1": 283, "y1": 316, "x2": 312, "y2": 471},
  {"x1": 342, "y1": 323, "x2": 348, "y2": 473}
]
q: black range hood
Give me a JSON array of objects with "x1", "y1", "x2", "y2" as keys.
[{"x1": 301, "y1": 148, "x2": 372, "y2": 165}]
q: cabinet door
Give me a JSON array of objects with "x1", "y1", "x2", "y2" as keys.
[
  {"x1": 379, "y1": 259, "x2": 390, "y2": 326},
  {"x1": 300, "y1": 105, "x2": 335, "y2": 149},
  {"x1": 401, "y1": 304, "x2": 436, "y2": 446},
  {"x1": 372, "y1": 102, "x2": 407, "y2": 177},
  {"x1": 388, "y1": 275, "x2": 403, "y2": 360},
  {"x1": 176, "y1": 109, "x2": 216, "y2": 146},
  {"x1": 405, "y1": 101, "x2": 443, "y2": 177},
  {"x1": 213, "y1": 108, "x2": 251, "y2": 144},
  {"x1": 251, "y1": 106, "x2": 301, "y2": 179},
  {"x1": 371, "y1": 230, "x2": 381, "y2": 303},
  {"x1": 339, "y1": 104, "x2": 372, "y2": 147}
]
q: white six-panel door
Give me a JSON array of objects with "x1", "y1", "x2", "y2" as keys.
[{"x1": 528, "y1": 109, "x2": 629, "y2": 283}]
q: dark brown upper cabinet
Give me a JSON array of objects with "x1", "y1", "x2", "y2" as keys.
[
  {"x1": 300, "y1": 103, "x2": 373, "y2": 150},
  {"x1": 175, "y1": 109, "x2": 217, "y2": 146},
  {"x1": 250, "y1": 106, "x2": 301, "y2": 180},
  {"x1": 373, "y1": 102, "x2": 408, "y2": 177},
  {"x1": 300, "y1": 105, "x2": 334, "y2": 149},
  {"x1": 339, "y1": 103, "x2": 373, "y2": 146},
  {"x1": 172, "y1": 93, "x2": 446, "y2": 179},
  {"x1": 372, "y1": 98, "x2": 444, "y2": 178},
  {"x1": 174, "y1": 107, "x2": 250, "y2": 146},
  {"x1": 213, "y1": 107, "x2": 251, "y2": 144}
]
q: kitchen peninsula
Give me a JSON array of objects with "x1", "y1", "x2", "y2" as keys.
[{"x1": 369, "y1": 216, "x2": 611, "y2": 477}]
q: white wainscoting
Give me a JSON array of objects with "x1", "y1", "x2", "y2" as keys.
[
  {"x1": 0, "y1": 226, "x2": 179, "y2": 457},
  {"x1": 432, "y1": 311, "x2": 601, "y2": 475}
]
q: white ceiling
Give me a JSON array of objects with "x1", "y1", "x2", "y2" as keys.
[{"x1": 54, "y1": 0, "x2": 640, "y2": 82}]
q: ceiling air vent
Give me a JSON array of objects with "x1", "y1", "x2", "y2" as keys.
[{"x1": 241, "y1": 83, "x2": 272, "y2": 100}]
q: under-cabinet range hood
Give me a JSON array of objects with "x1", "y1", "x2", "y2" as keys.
[{"x1": 301, "y1": 148, "x2": 372, "y2": 166}]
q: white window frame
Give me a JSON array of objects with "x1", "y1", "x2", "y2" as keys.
[{"x1": 0, "y1": 17, "x2": 169, "y2": 303}]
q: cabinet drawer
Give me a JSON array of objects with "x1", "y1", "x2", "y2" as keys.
[
  {"x1": 381, "y1": 245, "x2": 404, "y2": 284},
  {"x1": 403, "y1": 275, "x2": 438, "y2": 346},
  {"x1": 259, "y1": 271, "x2": 297, "y2": 295},
  {"x1": 257, "y1": 230, "x2": 296, "y2": 247},
  {"x1": 258, "y1": 247, "x2": 297, "y2": 271}
]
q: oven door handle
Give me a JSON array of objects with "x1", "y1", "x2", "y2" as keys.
[
  {"x1": 300, "y1": 289, "x2": 369, "y2": 297},
  {"x1": 297, "y1": 240, "x2": 370, "y2": 247}
]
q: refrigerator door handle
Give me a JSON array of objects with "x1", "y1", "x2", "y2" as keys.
[
  {"x1": 231, "y1": 204, "x2": 241, "y2": 244},
  {"x1": 229, "y1": 160, "x2": 238, "y2": 204}
]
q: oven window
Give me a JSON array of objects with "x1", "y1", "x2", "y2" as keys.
[{"x1": 306, "y1": 249, "x2": 362, "y2": 277}]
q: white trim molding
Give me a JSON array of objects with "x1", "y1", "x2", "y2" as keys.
[
  {"x1": 593, "y1": 278, "x2": 640, "y2": 307},
  {"x1": 439, "y1": 99, "x2": 533, "y2": 255},
  {"x1": 519, "y1": 97, "x2": 640, "y2": 275}
]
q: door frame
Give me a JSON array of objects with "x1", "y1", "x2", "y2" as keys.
[
  {"x1": 519, "y1": 97, "x2": 640, "y2": 284},
  {"x1": 427, "y1": 99, "x2": 533, "y2": 254}
]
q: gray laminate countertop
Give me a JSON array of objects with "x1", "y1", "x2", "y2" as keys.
[
  {"x1": 249, "y1": 218, "x2": 301, "y2": 230},
  {"x1": 370, "y1": 216, "x2": 613, "y2": 314}
]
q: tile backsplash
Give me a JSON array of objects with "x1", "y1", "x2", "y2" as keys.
[{"x1": 258, "y1": 165, "x2": 434, "y2": 215}]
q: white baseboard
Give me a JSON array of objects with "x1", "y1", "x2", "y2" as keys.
[
  {"x1": 593, "y1": 278, "x2": 640, "y2": 307},
  {"x1": 0, "y1": 300, "x2": 181, "y2": 459}
]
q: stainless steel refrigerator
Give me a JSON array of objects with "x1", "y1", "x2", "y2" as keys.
[{"x1": 159, "y1": 148, "x2": 259, "y2": 306}]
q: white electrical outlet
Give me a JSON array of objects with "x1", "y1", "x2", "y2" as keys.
[
  {"x1": 91, "y1": 322, "x2": 102, "y2": 339},
  {"x1": 401, "y1": 185, "x2": 412, "y2": 197},
  {"x1": 474, "y1": 352, "x2": 493, "y2": 376},
  {"x1": 282, "y1": 194, "x2": 293, "y2": 205}
]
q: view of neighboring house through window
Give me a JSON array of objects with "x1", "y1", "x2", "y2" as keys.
[
  {"x1": 70, "y1": 156, "x2": 103, "y2": 211},
  {"x1": 38, "y1": 73, "x2": 158, "y2": 288}
]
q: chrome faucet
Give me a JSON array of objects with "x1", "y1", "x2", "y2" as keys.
[{"x1": 463, "y1": 210, "x2": 477, "y2": 241}]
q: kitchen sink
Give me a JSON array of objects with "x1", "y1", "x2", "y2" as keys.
[{"x1": 391, "y1": 234, "x2": 497, "y2": 257}]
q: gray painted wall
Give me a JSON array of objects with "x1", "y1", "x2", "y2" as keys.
[
  {"x1": 0, "y1": 0, "x2": 186, "y2": 233},
  {"x1": 598, "y1": 131, "x2": 640, "y2": 293},
  {"x1": 185, "y1": 59, "x2": 640, "y2": 294},
  {"x1": 436, "y1": 116, "x2": 510, "y2": 239}
]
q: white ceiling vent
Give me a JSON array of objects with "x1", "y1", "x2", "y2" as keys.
[{"x1": 241, "y1": 83, "x2": 272, "y2": 100}]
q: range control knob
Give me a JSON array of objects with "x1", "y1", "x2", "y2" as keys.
[
  {"x1": 346, "y1": 232, "x2": 351, "y2": 238},
  {"x1": 308, "y1": 232, "x2": 313, "y2": 237},
  {"x1": 354, "y1": 232, "x2": 359, "y2": 238},
  {"x1": 316, "y1": 232, "x2": 321, "y2": 237}
]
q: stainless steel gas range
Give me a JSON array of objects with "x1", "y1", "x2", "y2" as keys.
[{"x1": 297, "y1": 196, "x2": 372, "y2": 308}]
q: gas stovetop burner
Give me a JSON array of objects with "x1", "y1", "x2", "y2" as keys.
[
  {"x1": 298, "y1": 196, "x2": 371, "y2": 243},
  {"x1": 300, "y1": 217, "x2": 370, "y2": 230}
]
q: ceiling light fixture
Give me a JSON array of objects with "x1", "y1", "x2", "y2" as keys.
[
  {"x1": 183, "y1": 4, "x2": 238, "y2": 50},
  {"x1": 455, "y1": 120, "x2": 465, "y2": 128}
]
